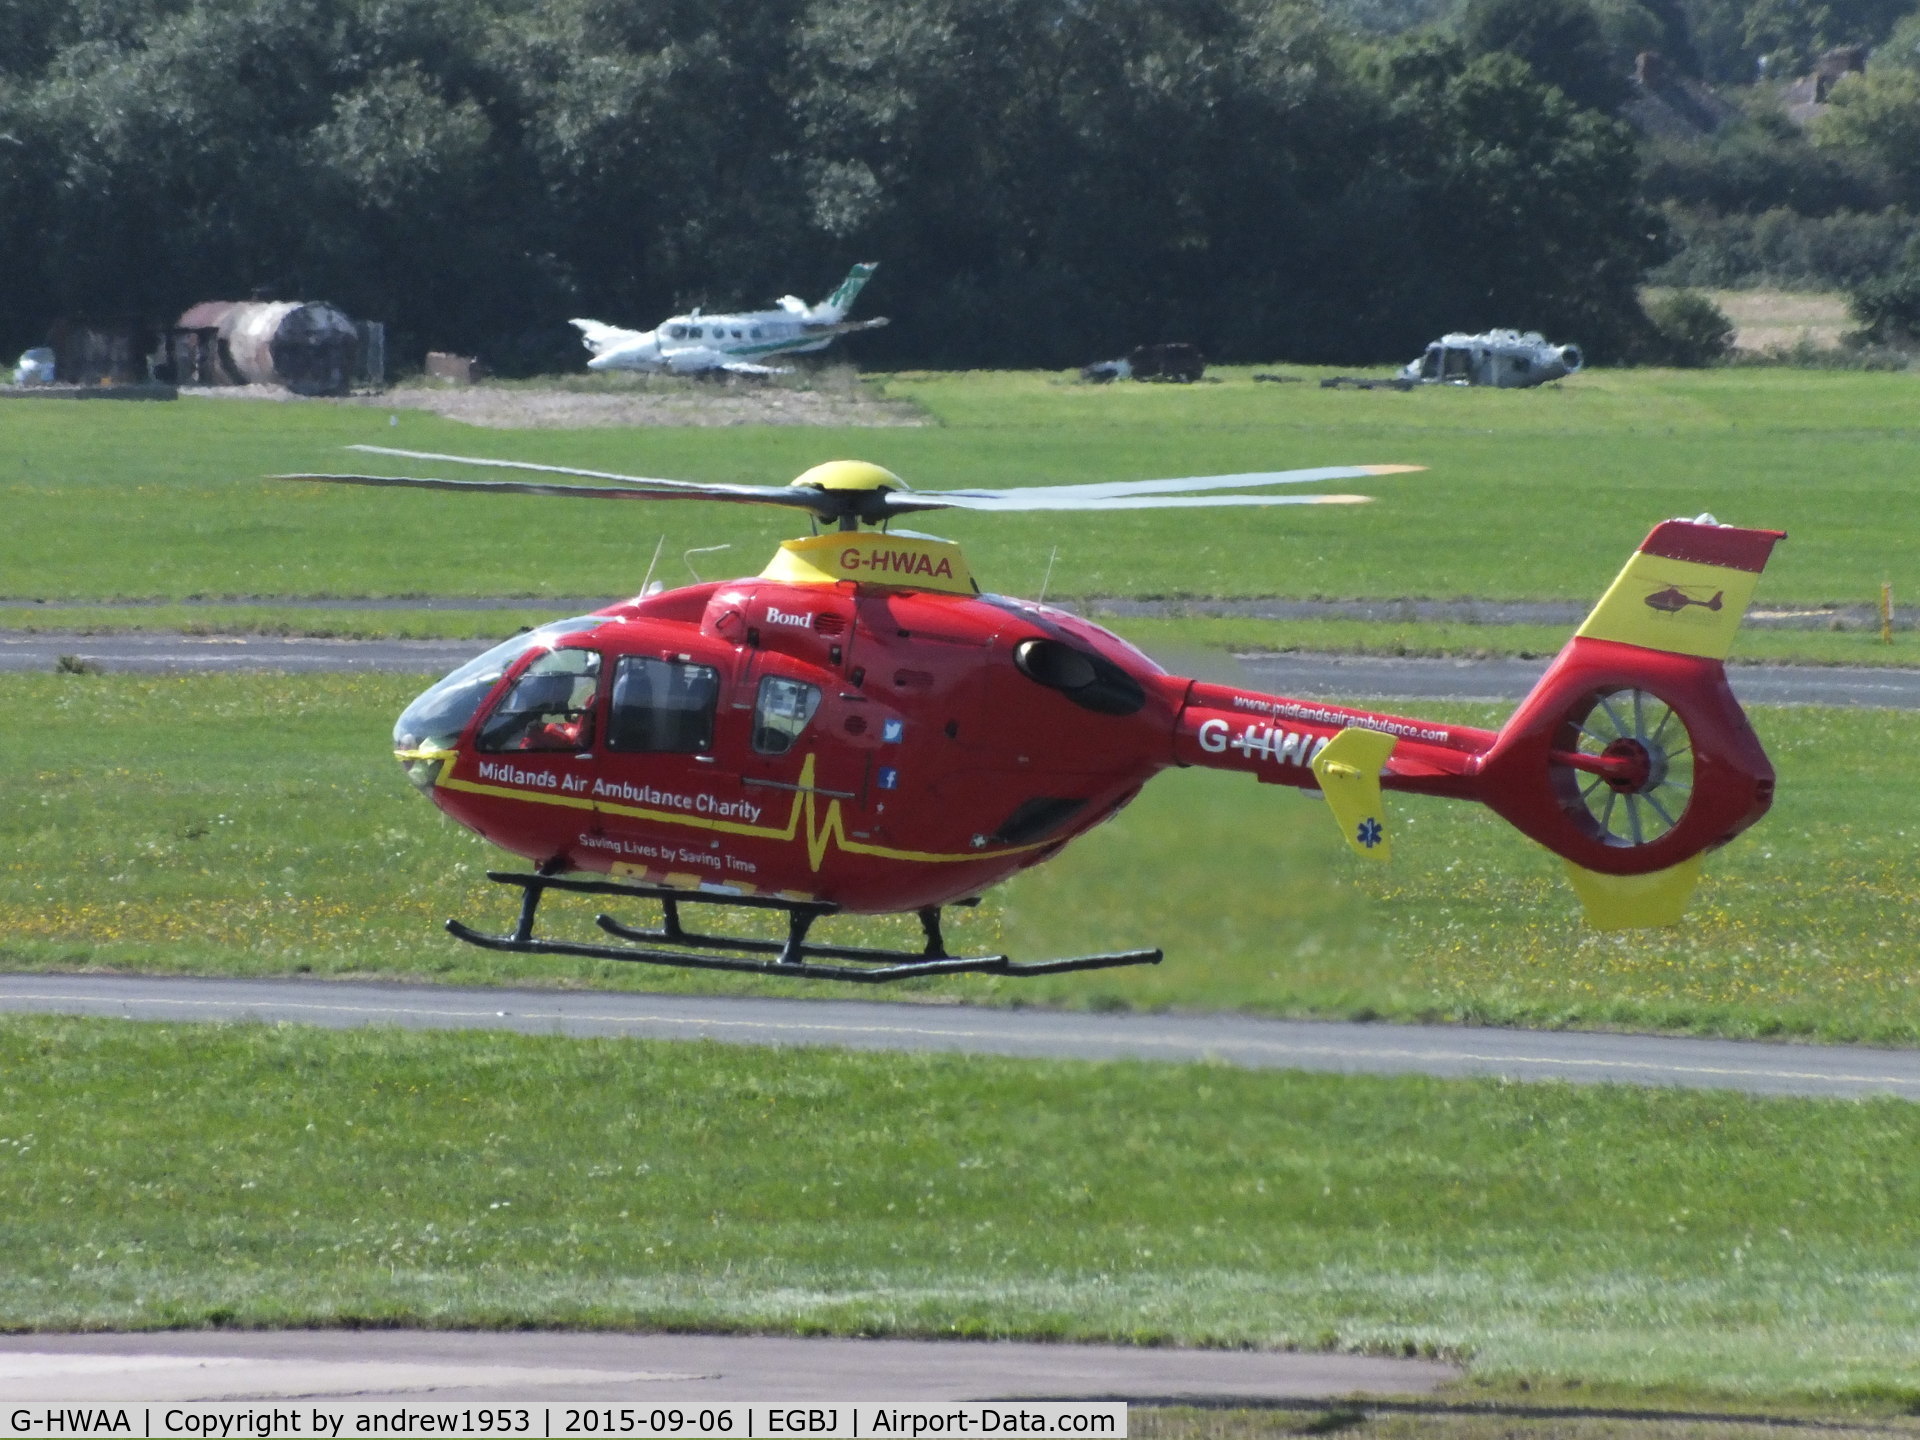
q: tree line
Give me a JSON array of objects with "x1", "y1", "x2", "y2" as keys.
[{"x1": 0, "y1": 0, "x2": 1908, "y2": 372}]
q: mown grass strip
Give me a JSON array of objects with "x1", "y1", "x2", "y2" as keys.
[
  {"x1": 3, "y1": 1015, "x2": 1918, "y2": 1402},
  {"x1": 0, "y1": 606, "x2": 568, "y2": 642},
  {"x1": 5, "y1": 368, "x2": 1919, "y2": 606}
]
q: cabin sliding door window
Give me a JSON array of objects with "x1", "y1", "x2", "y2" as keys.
[
  {"x1": 607, "y1": 657, "x2": 720, "y2": 753},
  {"x1": 751, "y1": 675, "x2": 822, "y2": 755}
]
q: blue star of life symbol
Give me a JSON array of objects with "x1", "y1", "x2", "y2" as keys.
[{"x1": 1356, "y1": 817, "x2": 1384, "y2": 849}]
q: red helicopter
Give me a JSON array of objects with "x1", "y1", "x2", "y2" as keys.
[{"x1": 285, "y1": 448, "x2": 1784, "y2": 983}]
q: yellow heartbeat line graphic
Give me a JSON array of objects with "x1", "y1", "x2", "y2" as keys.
[{"x1": 439, "y1": 753, "x2": 1047, "y2": 871}]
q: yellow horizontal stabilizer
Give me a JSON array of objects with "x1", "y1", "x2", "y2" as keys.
[
  {"x1": 1309, "y1": 726, "x2": 1396, "y2": 861},
  {"x1": 1562, "y1": 855, "x2": 1703, "y2": 929}
]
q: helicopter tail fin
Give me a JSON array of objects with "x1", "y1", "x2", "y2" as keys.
[
  {"x1": 1475, "y1": 517, "x2": 1786, "y2": 928},
  {"x1": 1573, "y1": 516, "x2": 1777, "y2": 662}
]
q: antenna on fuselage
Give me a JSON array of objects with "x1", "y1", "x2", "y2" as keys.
[
  {"x1": 639, "y1": 534, "x2": 666, "y2": 596},
  {"x1": 1037, "y1": 546, "x2": 1060, "y2": 603},
  {"x1": 685, "y1": 543, "x2": 731, "y2": 582}
]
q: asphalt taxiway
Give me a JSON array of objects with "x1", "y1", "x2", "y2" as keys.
[
  {"x1": 0, "y1": 1331, "x2": 1457, "y2": 1402},
  {"x1": 7, "y1": 974, "x2": 1918, "y2": 1101}
]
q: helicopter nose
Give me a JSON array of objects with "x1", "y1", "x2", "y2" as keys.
[
  {"x1": 393, "y1": 676, "x2": 466, "y2": 791},
  {"x1": 388, "y1": 615, "x2": 610, "y2": 790}
]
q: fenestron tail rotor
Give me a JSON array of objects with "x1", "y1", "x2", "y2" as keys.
[{"x1": 275, "y1": 447, "x2": 1424, "y2": 528}]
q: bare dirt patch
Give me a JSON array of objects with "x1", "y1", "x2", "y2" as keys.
[
  {"x1": 175, "y1": 371, "x2": 927, "y2": 427},
  {"x1": 1703, "y1": 289, "x2": 1850, "y2": 353},
  {"x1": 349, "y1": 373, "x2": 927, "y2": 429},
  {"x1": 1639, "y1": 288, "x2": 1853, "y2": 353}
]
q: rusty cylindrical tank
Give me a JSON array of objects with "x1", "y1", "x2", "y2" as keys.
[{"x1": 173, "y1": 301, "x2": 359, "y2": 395}]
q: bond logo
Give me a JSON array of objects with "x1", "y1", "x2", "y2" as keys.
[
  {"x1": 838, "y1": 546, "x2": 956, "y2": 579},
  {"x1": 765, "y1": 605, "x2": 813, "y2": 628}
]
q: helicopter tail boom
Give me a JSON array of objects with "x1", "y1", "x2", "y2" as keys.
[{"x1": 1171, "y1": 517, "x2": 1785, "y2": 928}]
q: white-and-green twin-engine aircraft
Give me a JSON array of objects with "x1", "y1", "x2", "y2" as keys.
[{"x1": 569, "y1": 263, "x2": 888, "y2": 376}]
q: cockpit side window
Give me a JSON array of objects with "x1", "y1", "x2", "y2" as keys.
[
  {"x1": 394, "y1": 616, "x2": 608, "y2": 754},
  {"x1": 668, "y1": 325, "x2": 686, "y2": 340},
  {"x1": 476, "y1": 648, "x2": 601, "y2": 753},
  {"x1": 608, "y1": 657, "x2": 720, "y2": 753},
  {"x1": 752, "y1": 675, "x2": 821, "y2": 755}
]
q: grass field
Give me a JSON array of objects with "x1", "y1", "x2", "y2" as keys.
[
  {"x1": 6, "y1": 368, "x2": 1920, "y2": 1410},
  {"x1": 4, "y1": 673, "x2": 1917, "y2": 1044},
  {"x1": 0, "y1": 603, "x2": 571, "y2": 641},
  {"x1": 3, "y1": 369, "x2": 1919, "y2": 620},
  {"x1": 6, "y1": 1014, "x2": 1920, "y2": 1403}
]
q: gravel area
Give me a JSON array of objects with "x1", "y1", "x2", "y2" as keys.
[{"x1": 178, "y1": 378, "x2": 927, "y2": 427}]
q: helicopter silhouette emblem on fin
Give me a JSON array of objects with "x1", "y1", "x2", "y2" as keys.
[{"x1": 1643, "y1": 585, "x2": 1724, "y2": 614}]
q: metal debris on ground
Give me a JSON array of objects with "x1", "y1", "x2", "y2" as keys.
[
  {"x1": 1081, "y1": 343, "x2": 1206, "y2": 383},
  {"x1": 1321, "y1": 375, "x2": 1415, "y2": 391}
]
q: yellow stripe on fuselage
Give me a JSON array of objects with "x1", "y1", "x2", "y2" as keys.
[{"x1": 435, "y1": 754, "x2": 1044, "y2": 872}]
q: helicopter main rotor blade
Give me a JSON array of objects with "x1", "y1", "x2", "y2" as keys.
[
  {"x1": 881, "y1": 491, "x2": 1374, "y2": 514},
  {"x1": 275, "y1": 471, "x2": 836, "y2": 517},
  {"x1": 923, "y1": 463, "x2": 1421, "y2": 504},
  {"x1": 289, "y1": 446, "x2": 1415, "y2": 523},
  {"x1": 345, "y1": 445, "x2": 804, "y2": 502}
]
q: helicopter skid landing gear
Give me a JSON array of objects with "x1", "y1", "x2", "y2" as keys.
[{"x1": 446, "y1": 871, "x2": 1162, "y2": 984}]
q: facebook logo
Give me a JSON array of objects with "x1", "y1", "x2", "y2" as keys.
[{"x1": 878, "y1": 767, "x2": 899, "y2": 790}]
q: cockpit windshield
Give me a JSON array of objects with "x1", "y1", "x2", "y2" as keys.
[{"x1": 393, "y1": 616, "x2": 609, "y2": 754}]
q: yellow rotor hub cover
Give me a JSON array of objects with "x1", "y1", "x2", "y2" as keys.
[{"x1": 790, "y1": 460, "x2": 905, "y2": 493}]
